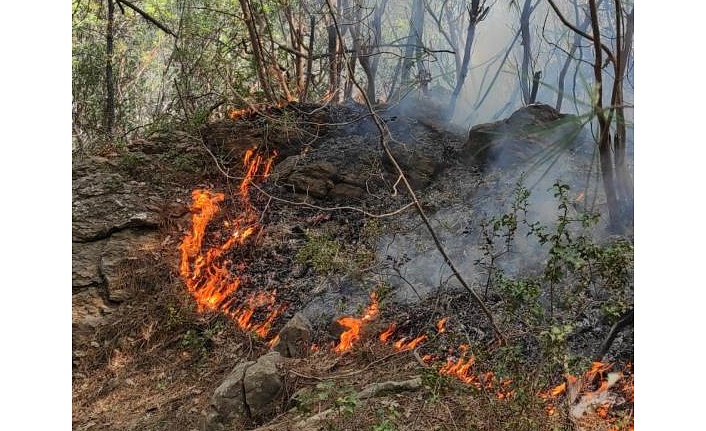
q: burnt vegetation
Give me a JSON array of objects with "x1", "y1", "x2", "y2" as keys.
[{"x1": 73, "y1": 1, "x2": 634, "y2": 430}]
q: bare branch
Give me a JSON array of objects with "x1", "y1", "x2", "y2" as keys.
[
  {"x1": 545, "y1": 0, "x2": 615, "y2": 67},
  {"x1": 116, "y1": 0, "x2": 177, "y2": 37}
]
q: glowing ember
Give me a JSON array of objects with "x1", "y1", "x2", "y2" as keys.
[
  {"x1": 178, "y1": 148, "x2": 283, "y2": 339},
  {"x1": 228, "y1": 108, "x2": 250, "y2": 120},
  {"x1": 334, "y1": 292, "x2": 379, "y2": 353},
  {"x1": 436, "y1": 317, "x2": 448, "y2": 333}
]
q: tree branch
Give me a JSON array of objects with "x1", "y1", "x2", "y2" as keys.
[
  {"x1": 546, "y1": 0, "x2": 614, "y2": 67},
  {"x1": 116, "y1": 0, "x2": 177, "y2": 38}
]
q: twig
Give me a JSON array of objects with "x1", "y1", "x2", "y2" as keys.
[{"x1": 249, "y1": 181, "x2": 415, "y2": 219}]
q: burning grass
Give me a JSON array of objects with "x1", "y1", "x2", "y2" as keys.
[{"x1": 178, "y1": 148, "x2": 284, "y2": 341}]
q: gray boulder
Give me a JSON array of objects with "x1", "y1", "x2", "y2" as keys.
[
  {"x1": 272, "y1": 313, "x2": 313, "y2": 358},
  {"x1": 204, "y1": 352, "x2": 284, "y2": 430}
]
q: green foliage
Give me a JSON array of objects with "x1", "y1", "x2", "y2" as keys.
[
  {"x1": 334, "y1": 391, "x2": 359, "y2": 417},
  {"x1": 475, "y1": 179, "x2": 633, "y2": 371},
  {"x1": 421, "y1": 367, "x2": 455, "y2": 403},
  {"x1": 294, "y1": 380, "x2": 359, "y2": 419},
  {"x1": 116, "y1": 150, "x2": 143, "y2": 175},
  {"x1": 376, "y1": 403, "x2": 401, "y2": 428},
  {"x1": 295, "y1": 230, "x2": 376, "y2": 277},
  {"x1": 179, "y1": 319, "x2": 224, "y2": 365},
  {"x1": 296, "y1": 233, "x2": 342, "y2": 274}
]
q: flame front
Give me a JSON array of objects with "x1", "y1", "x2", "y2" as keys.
[
  {"x1": 179, "y1": 149, "x2": 281, "y2": 338},
  {"x1": 438, "y1": 344, "x2": 514, "y2": 399}
]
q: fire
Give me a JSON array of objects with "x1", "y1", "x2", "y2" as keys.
[
  {"x1": 436, "y1": 317, "x2": 448, "y2": 333},
  {"x1": 393, "y1": 334, "x2": 427, "y2": 351},
  {"x1": 540, "y1": 362, "x2": 633, "y2": 428},
  {"x1": 379, "y1": 323, "x2": 396, "y2": 343},
  {"x1": 179, "y1": 148, "x2": 283, "y2": 339},
  {"x1": 437, "y1": 346, "x2": 514, "y2": 399},
  {"x1": 333, "y1": 292, "x2": 379, "y2": 353}
]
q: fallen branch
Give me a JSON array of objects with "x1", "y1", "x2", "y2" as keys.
[
  {"x1": 357, "y1": 376, "x2": 423, "y2": 399},
  {"x1": 286, "y1": 377, "x2": 423, "y2": 430},
  {"x1": 594, "y1": 309, "x2": 633, "y2": 361}
]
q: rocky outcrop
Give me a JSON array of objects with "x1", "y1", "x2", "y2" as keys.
[
  {"x1": 464, "y1": 103, "x2": 584, "y2": 170},
  {"x1": 201, "y1": 100, "x2": 467, "y2": 204},
  {"x1": 72, "y1": 156, "x2": 170, "y2": 337},
  {"x1": 204, "y1": 360, "x2": 255, "y2": 430}
]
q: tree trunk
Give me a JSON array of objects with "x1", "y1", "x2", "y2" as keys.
[
  {"x1": 587, "y1": 0, "x2": 621, "y2": 231},
  {"x1": 529, "y1": 70, "x2": 541, "y2": 104},
  {"x1": 302, "y1": 14, "x2": 315, "y2": 102},
  {"x1": 238, "y1": 0, "x2": 275, "y2": 102},
  {"x1": 105, "y1": 0, "x2": 115, "y2": 139},
  {"x1": 399, "y1": 0, "x2": 424, "y2": 97},
  {"x1": 448, "y1": 0, "x2": 489, "y2": 120},
  {"x1": 611, "y1": 4, "x2": 634, "y2": 226},
  {"x1": 555, "y1": 0, "x2": 594, "y2": 111},
  {"x1": 519, "y1": 0, "x2": 532, "y2": 105}
]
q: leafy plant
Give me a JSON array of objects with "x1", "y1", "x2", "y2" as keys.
[
  {"x1": 473, "y1": 178, "x2": 633, "y2": 371},
  {"x1": 296, "y1": 233, "x2": 342, "y2": 274}
]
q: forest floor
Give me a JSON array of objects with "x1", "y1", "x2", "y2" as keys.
[{"x1": 72, "y1": 102, "x2": 633, "y2": 431}]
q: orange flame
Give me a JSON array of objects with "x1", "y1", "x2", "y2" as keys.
[
  {"x1": 229, "y1": 108, "x2": 250, "y2": 120},
  {"x1": 379, "y1": 323, "x2": 397, "y2": 343},
  {"x1": 540, "y1": 362, "x2": 633, "y2": 428},
  {"x1": 179, "y1": 148, "x2": 283, "y2": 339},
  {"x1": 393, "y1": 334, "x2": 427, "y2": 351},
  {"x1": 436, "y1": 347, "x2": 514, "y2": 399},
  {"x1": 334, "y1": 292, "x2": 379, "y2": 353},
  {"x1": 436, "y1": 317, "x2": 448, "y2": 333}
]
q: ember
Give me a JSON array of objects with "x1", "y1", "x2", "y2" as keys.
[{"x1": 436, "y1": 317, "x2": 448, "y2": 333}]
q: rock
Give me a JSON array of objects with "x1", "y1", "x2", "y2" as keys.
[
  {"x1": 72, "y1": 156, "x2": 167, "y2": 343},
  {"x1": 72, "y1": 161, "x2": 162, "y2": 242},
  {"x1": 100, "y1": 229, "x2": 162, "y2": 302},
  {"x1": 272, "y1": 313, "x2": 312, "y2": 358},
  {"x1": 204, "y1": 352, "x2": 284, "y2": 429},
  {"x1": 464, "y1": 103, "x2": 583, "y2": 170},
  {"x1": 243, "y1": 351, "x2": 284, "y2": 419},
  {"x1": 72, "y1": 240, "x2": 107, "y2": 289},
  {"x1": 385, "y1": 144, "x2": 438, "y2": 189},
  {"x1": 286, "y1": 161, "x2": 338, "y2": 198},
  {"x1": 72, "y1": 287, "x2": 114, "y2": 348},
  {"x1": 204, "y1": 360, "x2": 255, "y2": 431},
  {"x1": 328, "y1": 182, "x2": 364, "y2": 200}
]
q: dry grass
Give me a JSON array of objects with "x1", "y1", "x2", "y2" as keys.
[{"x1": 71, "y1": 228, "x2": 627, "y2": 431}]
